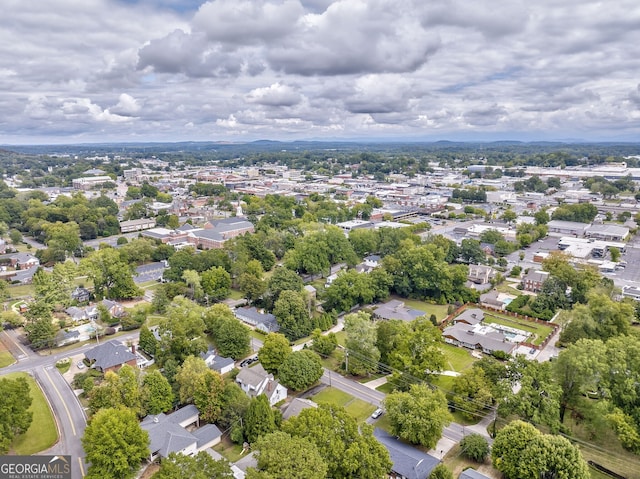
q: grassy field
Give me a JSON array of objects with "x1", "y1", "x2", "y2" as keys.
[
  {"x1": 481, "y1": 311, "x2": 554, "y2": 346},
  {"x1": 7, "y1": 284, "x2": 34, "y2": 299},
  {"x1": 1, "y1": 372, "x2": 58, "y2": 454},
  {"x1": 228, "y1": 288, "x2": 244, "y2": 300},
  {"x1": 311, "y1": 386, "x2": 376, "y2": 423},
  {"x1": 440, "y1": 343, "x2": 477, "y2": 372},
  {"x1": 0, "y1": 351, "x2": 15, "y2": 368}
]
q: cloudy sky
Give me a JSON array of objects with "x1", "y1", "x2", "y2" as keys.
[{"x1": 2, "y1": 0, "x2": 640, "y2": 144}]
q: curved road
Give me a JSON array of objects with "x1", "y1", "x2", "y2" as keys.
[{"x1": 1, "y1": 329, "x2": 140, "y2": 478}]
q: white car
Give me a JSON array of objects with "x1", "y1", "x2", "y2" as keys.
[
  {"x1": 371, "y1": 408, "x2": 384, "y2": 419},
  {"x1": 77, "y1": 361, "x2": 85, "y2": 369}
]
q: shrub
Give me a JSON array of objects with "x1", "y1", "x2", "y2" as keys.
[{"x1": 460, "y1": 433, "x2": 490, "y2": 462}]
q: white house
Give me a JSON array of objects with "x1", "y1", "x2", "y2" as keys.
[{"x1": 236, "y1": 363, "x2": 287, "y2": 406}]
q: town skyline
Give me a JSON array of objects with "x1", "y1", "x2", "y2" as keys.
[{"x1": 3, "y1": 0, "x2": 640, "y2": 144}]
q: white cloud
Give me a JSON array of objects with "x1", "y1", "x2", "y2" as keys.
[{"x1": 1, "y1": 0, "x2": 640, "y2": 142}]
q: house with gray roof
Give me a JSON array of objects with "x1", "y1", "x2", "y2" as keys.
[
  {"x1": 236, "y1": 363, "x2": 287, "y2": 406},
  {"x1": 84, "y1": 339, "x2": 137, "y2": 373},
  {"x1": 374, "y1": 428, "x2": 440, "y2": 479},
  {"x1": 442, "y1": 323, "x2": 518, "y2": 356},
  {"x1": 459, "y1": 469, "x2": 491, "y2": 479},
  {"x1": 234, "y1": 307, "x2": 279, "y2": 333},
  {"x1": 282, "y1": 398, "x2": 318, "y2": 420},
  {"x1": 200, "y1": 347, "x2": 235, "y2": 375},
  {"x1": 373, "y1": 300, "x2": 424, "y2": 322},
  {"x1": 140, "y1": 405, "x2": 221, "y2": 462}
]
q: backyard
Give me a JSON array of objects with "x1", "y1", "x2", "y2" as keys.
[
  {"x1": 311, "y1": 386, "x2": 376, "y2": 423},
  {"x1": 481, "y1": 311, "x2": 554, "y2": 346},
  {"x1": 391, "y1": 296, "x2": 450, "y2": 322}
]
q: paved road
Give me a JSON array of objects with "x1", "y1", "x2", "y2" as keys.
[{"x1": 1, "y1": 329, "x2": 140, "y2": 478}]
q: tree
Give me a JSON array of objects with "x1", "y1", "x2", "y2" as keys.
[
  {"x1": 501, "y1": 208, "x2": 517, "y2": 224},
  {"x1": 182, "y1": 269, "x2": 204, "y2": 301},
  {"x1": 24, "y1": 314, "x2": 56, "y2": 350},
  {"x1": 155, "y1": 452, "x2": 234, "y2": 479},
  {"x1": 384, "y1": 384, "x2": 452, "y2": 448},
  {"x1": 175, "y1": 356, "x2": 210, "y2": 405},
  {"x1": 0, "y1": 376, "x2": 33, "y2": 454},
  {"x1": 344, "y1": 311, "x2": 380, "y2": 376},
  {"x1": 205, "y1": 304, "x2": 251, "y2": 359},
  {"x1": 273, "y1": 290, "x2": 312, "y2": 340},
  {"x1": 265, "y1": 267, "x2": 303, "y2": 309},
  {"x1": 459, "y1": 434, "x2": 489, "y2": 463},
  {"x1": 193, "y1": 370, "x2": 225, "y2": 423},
  {"x1": 283, "y1": 403, "x2": 392, "y2": 479},
  {"x1": 258, "y1": 333, "x2": 291, "y2": 374},
  {"x1": 249, "y1": 431, "x2": 327, "y2": 479},
  {"x1": 82, "y1": 407, "x2": 149, "y2": 479},
  {"x1": 244, "y1": 395, "x2": 277, "y2": 444},
  {"x1": 218, "y1": 382, "x2": 250, "y2": 431},
  {"x1": 81, "y1": 247, "x2": 141, "y2": 299},
  {"x1": 428, "y1": 464, "x2": 453, "y2": 479},
  {"x1": 492, "y1": 420, "x2": 589, "y2": 479},
  {"x1": 141, "y1": 370, "x2": 174, "y2": 415},
  {"x1": 201, "y1": 266, "x2": 231, "y2": 302},
  {"x1": 459, "y1": 238, "x2": 485, "y2": 264},
  {"x1": 388, "y1": 317, "x2": 445, "y2": 388},
  {"x1": 138, "y1": 324, "x2": 157, "y2": 357},
  {"x1": 553, "y1": 338, "x2": 606, "y2": 422},
  {"x1": 155, "y1": 297, "x2": 208, "y2": 367},
  {"x1": 278, "y1": 350, "x2": 323, "y2": 391},
  {"x1": 451, "y1": 369, "x2": 493, "y2": 421},
  {"x1": 311, "y1": 329, "x2": 337, "y2": 356}
]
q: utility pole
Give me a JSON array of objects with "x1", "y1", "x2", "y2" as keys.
[{"x1": 345, "y1": 351, "x2": 349, "y2": 374}]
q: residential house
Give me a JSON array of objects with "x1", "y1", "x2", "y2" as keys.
[
  {"x1": 363, "y1": 254, "x2": 381, "y2": 268},
  {"x1": 65, "y1": 306, "x2": 90, "y2": 323},
  {"x1": 71, "y1": 287, "x2": 91, "y2": 303},
  {"x1": 467, "y1": 265, "x2": 496, "y2": 285},
  {"x1": 101, "y1": 299, "x2": 126, "y2": 319},
  {"x1": 0, "y1": 252, "x2": 40, "y2": 269},
  {"x1": 200, "y1": 347, "x2": 235, "y2": 375},
  {"x1": 459, "y1": 469, "x2": 491, "y2": 479},
  {"x1": 282, "y1": 398, "x2": 318, "y2": 420},
  {"x1": 84, "y1": 339, "x2": 137, "y2": 373},
  {"x1": 452, "y1": 309, "x2": 484, "y2": 325},
  {"x1": 373, "y1": 428, "x2": 440, "y2": 479},
  {"x1": 236, "y1": 363, "x2": 287, "y2": 406},
  {"x1": 140, "y1": 405, "x2": 222, "y2": 462},
  {"x1": 479, "y1": 291, "x2": 516, "y2": 310},
  {"x1": 373, "y1": 300, "x2": 424, "y2": 322},
  {"x1": 442, "y1": 323, "x2": 518, "y2": 356},
  {"x1": 521, "y1": 270, "x2": 549, "y2": 293},
  {"x1": 234, "y1": 307, "x2": 279, "y2": 333}
]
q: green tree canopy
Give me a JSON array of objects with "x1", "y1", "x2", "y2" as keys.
[
  {"x1": 0, "y1": 376, "x2": 33, "y2": 454},
  {"x1": 282, "y1": 403, "x2": 392, "y2": 479},
  {"x1": 258, "y1": 333, "x2": 291, "y2": 374},
  {"x1": 82, "y1": 407, "x2": 149, "y2": 479},
  {"x1": 344, "y1": 311, "x2": 380, "y2": 376},
  {"x1": 155, "y1": 452, "x2": 234, "y2": 479},
  {"x1": 278, "y1": 350, "x2": 323, "y2": 391},
  {"x1": 384, "y1": 384, "x2": 452, "y2": 449},
  {"x1": 248, "y1": 431, "x2": 327, "y2": 479}
]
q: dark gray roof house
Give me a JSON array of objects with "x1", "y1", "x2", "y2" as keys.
[
  {"x1": 84, "y1": 340, "x2": 137, "y2": 373},
  {"x1": 140, "y1": 405, "x2": 221, "y2": 461},
  {"x1": 459, "y1": 469, "x2": 491, "y2": 479},
  {"x1": 234, "y1": 307, "x2": 279, "y2": 333},
  {"x1": 374, "y1": 428, "x2": 440, "y2": 479},
  {"x1": 373, "y1": 300, "x2": 424, "y2": 322},
  {"x1": 200, "y1": 347, "x2": 235, "y2": 374}
]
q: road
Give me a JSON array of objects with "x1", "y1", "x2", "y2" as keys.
[{"x1": 1, "y1": 329, "x2": 140, "y2": 478}]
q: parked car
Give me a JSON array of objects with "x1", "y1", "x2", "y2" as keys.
[
  {"x1": 239, "y1": 356, "x2": 259, "y2": 368},
  {"x1": 77, "y1": 361, "x2": 85, "y2": 369},
  {"x1": 371, "y1": 408, "x2": 384, "y2": 419}
]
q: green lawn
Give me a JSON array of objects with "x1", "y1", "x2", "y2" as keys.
[
  {"x1": 482, "y1": 312, "x2": 554, "y2": 346},
  {"x1": 311, "y1": 387, "x2": 376, "y2": 423},
  {"x1": 228, "y1": 289, "x2": 244, "y2": 300},
  {"x1": 212, "y1": 436, "x2": 247, "y2": 463},
  {"x1": 440, "y1": 343, "x2": 477, "y2": 372},
  {"x1": 7, "y1": 284, "x2": 34, "y2": 299},
  {"x1": 443, "y1": 443, "x2": 499, "y2": 478},
  {"x1": 334, "y1": 331, "x2": 346, "y2": 346},
  {"x1": 1, "y1": 372, "x2": 58, "y2": 454},
  {"x1": 0, "y1": 350, "x2": 15, "y2": 368}
]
